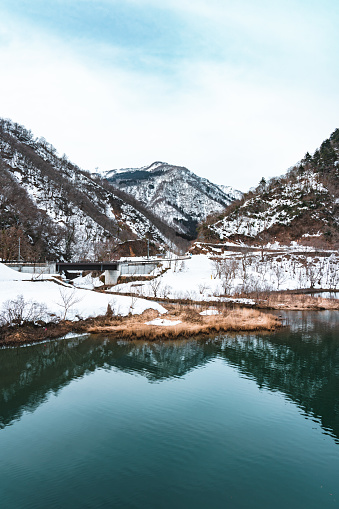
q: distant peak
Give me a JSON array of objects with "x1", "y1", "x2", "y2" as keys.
[{"x1": 144, "y1": 162, "x2": 168, "y2": 171}]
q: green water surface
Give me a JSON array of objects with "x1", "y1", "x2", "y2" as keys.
[{"x1": 1, "y1": 311, "x2": 339, "y2": 508}]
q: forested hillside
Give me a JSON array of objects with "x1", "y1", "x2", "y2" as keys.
[
  {"x1": 105, "y1": 162, "x2": 241, "y2": 239},
  {"x1": 0, "y1": 119, "x2": 187, "y2": 261},
  {"x1": 200, "y1": 128, "x2": 339, "y2": 247}
]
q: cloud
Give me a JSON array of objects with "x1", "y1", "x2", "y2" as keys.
[{"x1": 0, "y1": 2, "x2": 338, "y2": 190}]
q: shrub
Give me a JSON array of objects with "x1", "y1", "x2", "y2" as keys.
[{"x1": 0, "y1": 295, "x2": 48, "y2": 326}]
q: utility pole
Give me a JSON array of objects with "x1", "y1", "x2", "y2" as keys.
[
  {"x1": 18, "y1": 237, "x2": 21, "y2": 261},
  {"x1": 147, "y1": 238, "x2": 150, "y2": 259}
]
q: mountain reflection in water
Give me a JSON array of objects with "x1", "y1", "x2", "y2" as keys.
[{"x1": 1, "y1": 310, "x2": 339, "y2": 442}]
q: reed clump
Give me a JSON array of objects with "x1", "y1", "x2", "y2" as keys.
[
  {"x1": 87, "y1": 307, "x2": 281, "y2": 340},
  {"x1": 0, "y1": 306, "x2": 281, "y2": 347},
  {"x1": 263, "y1": 294, "x2": 339, "y2": 310}
]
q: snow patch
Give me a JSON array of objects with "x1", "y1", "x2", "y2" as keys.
[
  {"x1": 200, "y1": 309, "x2": 219, "y2": 315},
  {"x1": 145, "y1": 318, "x2": 182, "y2": 326}
]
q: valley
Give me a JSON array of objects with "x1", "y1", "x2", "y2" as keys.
[{"x1": 0, "y1": 118, "x2": 339, "y2": 346}]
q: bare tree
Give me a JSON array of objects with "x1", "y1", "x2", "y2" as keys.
[
  {"x1": 222, "y1": 258, "x2": 239, "y2": 294},
  {"x1": 0, "y1": 227, "x2": 34, "y2": 261},
  {"x1": 129, "y1": 295, "x2": 138, "y2": 314},
  {"x1": 271, "y1": 262, "x2": 288, "y2": 290},
  {"x1": 326, "y1": 254, "x2": 339, "y2": 289},
  {"x1": 198, "y1": 282, "x2": 210, "y2": 295},
  {"x1": 150, "y1": 277, "x2": 162, "y2": 298},
  {"x1": 160, "y1": 285, "x2": 171, "y2": 299},
  {"x1": 240, "y1": 249, "x2": 251, "y2": 282},
  {"x1": 305, "y1": 257, "x2": 323, "y2": 288},
  {"x1": 258, "y1": 230, "x2": 270, "y2": 262},
  {"x1": 93, "y1": 237, "x2": 120, "y2": 261},
  {"x1": 56, "y1": 288, "x2": 83, "y2": 320},
  {"x1": 0, "y1": 295, "x2": 47, "y2": 326}
]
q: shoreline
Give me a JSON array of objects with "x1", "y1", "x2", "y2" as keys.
[
  {"x1": 86, "y1": 307, "x2": 281, "y2": 340},
  {"x1": 0, "y1": 307, "x2": 282, "y2": 348},
  {"x1": 256, "y1": 293, "x2": 339, "y2": 310},
  {"x1": 1, "y1": 291, "x2": 339, "y2": 348},
  {"x1": 101, "y1": 289, "x2": 339, "y2": 311}
]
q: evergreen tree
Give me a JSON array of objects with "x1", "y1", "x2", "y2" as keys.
[{"x1": 330, "y1": 128, "x2": 339, "y2": 145}]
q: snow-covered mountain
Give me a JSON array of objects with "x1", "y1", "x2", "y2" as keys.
[
  {"x1": 0, "y1": 120, "x2": 186, "y2": 261},
  {"x1": 216, "y1": 184, "x2": 243, "y2": 202},
  {"x1": 201, "y1": 128, "x2": 339, "y2": 247},
  {"x1": 105, "y1": 162, "x2": 242, "y2": 239}
]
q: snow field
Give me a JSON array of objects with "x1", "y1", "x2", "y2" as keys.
[
  {"x1": 2, "y1": 246, "x2": 337, "y2": 327},
  {"x1": 106, "y1": 251, "x2": 339, "y2": 300},
  {"x1": 0, "y1": 263, "x2": 166, "y2": 322},
  {"x1": 109, "y1": 255, "x2": 221, "y2": 301}
]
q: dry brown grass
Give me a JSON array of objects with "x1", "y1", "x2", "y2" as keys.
[
  {"x1": 0, "y1": 320, "x2": 82, "y2": 347},
  {"x1": 262, "y1": 293, "x2": 339, "y2": 310},
  {"x1": 0, "y1": 306, "x2": 281, "y2": 347},
  {"x1": 86, "y1": 307, "x2": 281, "y2": 340}
]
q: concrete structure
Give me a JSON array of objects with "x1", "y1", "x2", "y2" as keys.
[
  {"x1": 55, "y1": 262, "x2": 121, "y2": 285},
  {"x1": 120, "y1": 261, "x2": 158, "y2": 276},
  {"x1": 104, "y1": 268, "x2": 120, "y2": 285},
  {"x1": 55, "y1": 260, "x2": 159, "y2": 285},
  {"x1": 6, "y1": 256, "x2": 189, "y2": 285},
  {"x1": 5, "y1": 262, "x2": 57, "y2": 274}
]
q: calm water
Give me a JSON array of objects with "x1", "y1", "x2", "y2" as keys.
[{"x1": 1, "y1": 311, "x2": 339, "y2": 509}]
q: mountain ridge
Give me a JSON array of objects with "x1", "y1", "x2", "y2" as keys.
[
  {"x1": 200, "y1": 128, "x2": 339, "y2": 247},
  {"x1": 0, "y1": 118, "x2": 239, "y2": 261},
  {"x1": 105, "y1": 161, "x2": 242, "y2": 239},
  {"x1": 0, "y1": 119, "x2": 187, "y2": 261}
]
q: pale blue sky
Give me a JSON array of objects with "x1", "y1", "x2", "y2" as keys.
[{"x1": 0, "y1": 0, "x2": 338, "y2": 189}]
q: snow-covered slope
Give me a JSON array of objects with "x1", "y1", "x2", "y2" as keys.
[
  {"x1": 0, "y1": 262, "x2": 166, "y2": 321},
  {"x1": 0, "y1": 120, "x2": 185, "y2": 260},
  {"x1": 217, "y1": 184, "x2": 243, "y2": 202},
  {"x1": 105, "y1": 162, "x2": 241, "y2": 239},
  {"x1": 202, "y1": 128, "x2": 339, "y2": 247},
  {"x1": 108, "y1": 250, "x2": 339, "y2": 299}
]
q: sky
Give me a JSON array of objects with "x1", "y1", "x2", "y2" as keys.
[{"x1": 0, "y1": 0, "x2": 338, "y2": 191}]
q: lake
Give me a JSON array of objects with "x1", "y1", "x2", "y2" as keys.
[{"x1": 1, "y1": 311, "x2": 339, "y2": 508}]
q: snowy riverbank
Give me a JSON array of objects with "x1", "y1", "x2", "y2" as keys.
[
  {"x1": 92, "y1": 251, "x2": 339, "y2": 301},
  {"x1": 0, "y1": 263, "x2": 166, "y2": 324}
]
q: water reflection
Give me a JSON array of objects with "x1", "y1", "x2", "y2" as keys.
[
  {"x1": 308, "y1": 292, "x2": 339, "y2": 299},
  {"x1": 1, "y1": 311, "x2": 339, "y2": 442}
]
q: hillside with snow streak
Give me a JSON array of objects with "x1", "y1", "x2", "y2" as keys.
[
  {"x1": 0, "y1": 119, "x2": 186, "y2": 261},
  {"x1": 201, "y1": 128, "x2": 339, "y2": 247},
  {"x1": 105, "y1": 162, "x2": 242, "y2": 239}
]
